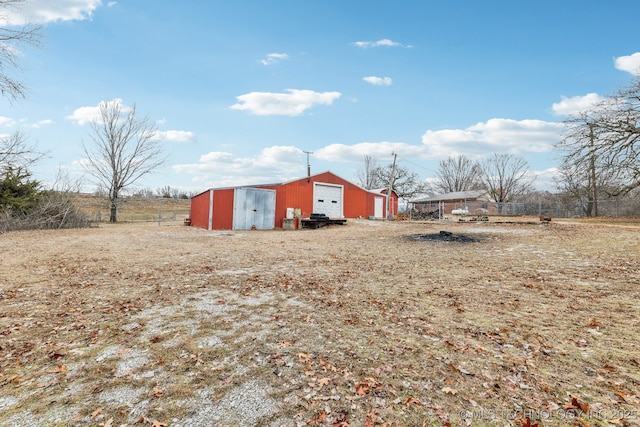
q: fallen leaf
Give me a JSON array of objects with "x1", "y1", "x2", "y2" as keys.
[
  {"x1": 364, "y1": 411, "x2": 378, "y2": 427},
  {"x1": 568, "y1": 397, "x2": 589, "y2": 413},
  {"x1": 152, "y1": 386, "x2": 164, "y2": 398},
  {"x1": 318, "y1": 377, "x2": 331, "y2": 388},
  {"x1": 47, "y1": 365, "x2": 67, "y2": 373},
  {"x1": 297, "y1": 352, "x2": 310, "y2": 364},
  {"x1": 441, "y1": 386, "x2": 458, "y2": 395},
  {"x1": 405, "y1": 397, "x2": 422, "y2": 405},
  {"x1": 307, "y1": 411, "x2": 327, "y2": 425},
  {"x1": 91, "y1": 407, "x2": 102, "y2": 419},
  {"x1": 575, "y1": 418, "x2": 590, "y2": 427},
  {"x1": 356, "y1": 382, "x2": 370, "y2": 395}
]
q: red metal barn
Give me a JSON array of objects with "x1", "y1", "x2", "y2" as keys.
[{"x1": 189, "y1": 171, "x2": 399, "y2": 230}]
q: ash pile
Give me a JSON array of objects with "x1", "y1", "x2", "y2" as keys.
[{"x1": 409, "y1": 230, "x2": 478, "y2": 243}]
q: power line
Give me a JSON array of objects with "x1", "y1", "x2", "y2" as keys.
[{"x1": 396, "y1": 156, "x2": 436, "y2": 175}]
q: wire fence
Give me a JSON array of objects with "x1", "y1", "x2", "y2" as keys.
[
  {"x1": 74, "y1": 195, "x2": 191, "y2": 224},
  {"x1": 410, "y1": 197, "x2": 640, "y2": 219}
]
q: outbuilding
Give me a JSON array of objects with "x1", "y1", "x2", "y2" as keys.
[
  {"x1": 189, "y1": 171, "x2": 399, "y2": 230},
  {"x1": 410, "y1": 189, "x2": 494, "y2": 216}
]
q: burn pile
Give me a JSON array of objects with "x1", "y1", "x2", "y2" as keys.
[{"x1": 408, "y1": 230, "x2": 479, "y2": 243}]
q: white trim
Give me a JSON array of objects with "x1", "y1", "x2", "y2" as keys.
[{"x1": 208, "y1": 189, "x2": 213, "y2": 230}]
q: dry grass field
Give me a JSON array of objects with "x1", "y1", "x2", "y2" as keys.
[
  {"x1": 73, "y1": 194, "x2": 191, "y2": 223},
  {"x1": 1, "y1": 216, "x2": 639, "y2": 426}
]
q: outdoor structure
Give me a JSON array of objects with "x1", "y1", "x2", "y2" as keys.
[
  {"x1": 410, "y1": 189, "x2": 495, "y2": 217},
  {"x1": 189, "y1": 171, "x2": 399, "y2": 230}
]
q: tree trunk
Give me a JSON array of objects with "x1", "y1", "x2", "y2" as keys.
[{"x1": 109, "y1": 197, "x2": 117, "y2": 223}]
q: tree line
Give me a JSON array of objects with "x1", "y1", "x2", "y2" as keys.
[
  {"x1": 3, "y1": 0, "x2": 640, "y2": 229},
  {"x1": 356, "y1": 152, "x2": 536, "y2": 207}
]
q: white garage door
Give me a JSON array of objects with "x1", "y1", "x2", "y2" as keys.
[{"x1": 313, "y1": 183, "x2": 343, "y2": 218}]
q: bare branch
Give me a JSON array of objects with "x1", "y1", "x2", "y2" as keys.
[
  {"x1": 81, "y1": 100, "x2": 166, "y2": 222},
  {"x1": 479, "y1": 154, "x2": 535, "y2": 204},
  {"x1": 0, "y1": 0, "x2": 43, "y2": 102},
  {"x1": 432, "y1": 155, "x2": 482, "y2": 193},
  {"x1": 557, "y1": 75, "x2": 640, "y2": 200},
  {"x1": 0, "y1": 131, "x2": 45, "y2": 172}
]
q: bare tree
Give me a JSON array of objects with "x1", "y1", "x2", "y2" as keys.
[
  {"x1": 355, "y1": 155, "x2": 383, "y2": 189},
  {"x1": 478, "y1": 154, "x2": 535, "y2": 209},
  {"x1": 0, "y1": 0, "x2": 43, "y2": 102},
  {"x1": 555, "y1": 156, "x2": 622, "y2": 217},
  {"x1": 433, "y1": 155, "x2": 482, "y2": 193},
  {"x1": 373, "y1": 163, "x2": 427, "y2": 200},
  {"x1": 1, "y1": 131, "x2": 44, "y2": 173},
  {"x1": 82, "y1": 100, "x2": 165, "y2": 223},
  {"x1": 558, "y1": 76, "x2": 640, "y2": 200}
]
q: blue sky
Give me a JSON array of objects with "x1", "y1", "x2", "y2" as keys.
[{"x1": 3, "y1": 0, "x2": 640, "y2": 194}]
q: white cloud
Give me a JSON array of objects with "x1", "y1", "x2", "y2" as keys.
[
  {"x1": 30, "y1": 119, "x2": 54, "y2": 128},
  {"x1": 65, "y1": 98, "x2": 130, "y2": 125},
  {"x1": 421, "y1": 118, "x2": 563, "y2": 158},
  {"x1": 352, "y1": 38, "x2": 408, "y2": 48},
  {"x1": 173, "y1": 118, "x2": 562, "y2": 190},
  {"x1": 173, "y1": 146, "x2": 304, "y2": 187},
  {"x1": 363, "y1": 76, "x2": 392, "y2": 86},
  {"x1": 614, "y1": 52, "x2": 640, "y2": 76},
  {"x1": 315, "y1": 142, "x2": 423, "y2": 163},
  {"x1": 4, "y1": 0, "x2": 102, "y2": 25},
  {"x1": 261, "y1": 53, "x2": 289, "y2": 66},
  {"x1": 157, "y1": 130, "x2": 195, "y2": 143},
  {"x1": 551, "y1": 93, "x2": 603, "y2": 115},
  {"x1": 0, "y1": 116, "x2": 16, "y2": 127},
  {"x1": 230, "y1": 89, "x2": 341, "y2": 116},
  {"x1": 315, "y1": 119, "x2": 562, "y2": 163}
]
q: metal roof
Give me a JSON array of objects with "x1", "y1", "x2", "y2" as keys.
[{"x1": 411, "y1": 189, "x2": 489, "y2": 203}]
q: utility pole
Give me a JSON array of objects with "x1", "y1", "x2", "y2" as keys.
[
  {"x1": 304, "y1": 151, "x2": 313, "y2": 182},
  {"x1": 588, "y1": 123, "x2": 598, "y2": 217},
  {"x1": 387, "y1": 152, "x2": 397, "y2": 219}
]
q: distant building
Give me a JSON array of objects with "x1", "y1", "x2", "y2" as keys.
[{"x1": 410, "y1": 190, "x2": 495, "y2": 216}]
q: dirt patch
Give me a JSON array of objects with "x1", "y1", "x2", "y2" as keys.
[{"x1": 1, "y1": 219, "x2": 639, "y2": 426}]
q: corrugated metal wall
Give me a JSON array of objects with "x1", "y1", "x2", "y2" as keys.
[
  {"x1": 190, "y1": 190, "x2": 211, "y2": 229},
  {"x1": 212, "y1": 188, "x2": 235, "y2": 230}
]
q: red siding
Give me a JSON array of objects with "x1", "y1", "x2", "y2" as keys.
[
  {"x1": 212, "y1": 189, "x2": 235, "y2": 230},
  {"x1": 191, "y1": 172, "x2": 401, "y2": 230},
  {"x1": 257, "y1": 172, "x2": 397, "y2": 227},
  {"x1": 190, "y1": 190, "x2": 211, "y2": 229}
]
